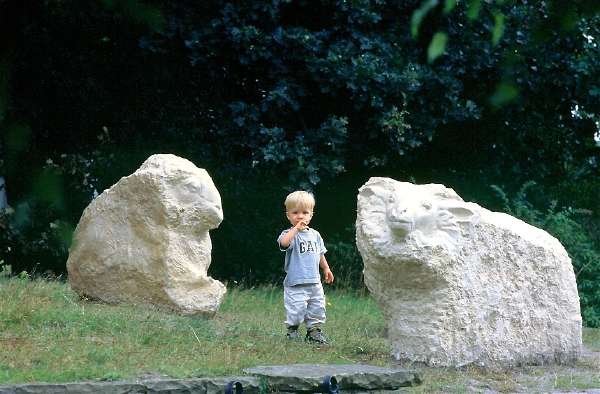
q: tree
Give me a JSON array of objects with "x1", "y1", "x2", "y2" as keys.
[{"x1": 0, "y1": 1, "x2": 598, "y2": 310}]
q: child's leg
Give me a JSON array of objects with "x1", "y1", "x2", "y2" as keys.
[
  {"x1": 284, "y1": 285, "x2": 309, "y2": 328},
  {"x1": 304, "y1": 283, "x2": 326, "y2": 329}
]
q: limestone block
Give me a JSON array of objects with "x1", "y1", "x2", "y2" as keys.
[
  {"x1": 356, "y1": 177, "x2": 582, "y2": 367},
  {"x1": 67, "y1": 154, "x2": 225, "y2": 315},
  {"x1": 0, "y1": 377, "x2": 261, "y2": 394},
  {"x1": 244, "y1": 364, "x2": 420, "y2": 391}
]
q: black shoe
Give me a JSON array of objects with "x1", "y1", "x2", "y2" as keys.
[
  {"x1": 305, "y1": 327, "x2": 328, "y2": 344},
  {"x1": 286, "y1": 325, "x2": 299, "y2": 339}
]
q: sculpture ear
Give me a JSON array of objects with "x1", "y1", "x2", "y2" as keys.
[
  {"x1": 445, "y1": 206, "x2": 476, "y2": 221},
  {"x1": 437, "y1": 201, "x2": 479, "y2": 226},
  {"x1": 359, "y1": 178, "x2": 393, "y2": 198},
  {"x1": 359, "y1": 185, "x2": 379, "y2": 198},
  {"x1": 359, "y1": 184, "x2": 391, "y2": 207}
]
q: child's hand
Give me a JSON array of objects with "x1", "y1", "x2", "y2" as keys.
[
  {"x1": 294, "y1": 221, "x2": 309, "y2": 231},
  {"x1": 323, "y1": 269, "x2": 334, "y2": 284}
]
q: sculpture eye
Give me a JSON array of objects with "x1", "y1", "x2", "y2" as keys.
[{"x1": 422, "y1": 202, "x2": 432, "y2": 210}]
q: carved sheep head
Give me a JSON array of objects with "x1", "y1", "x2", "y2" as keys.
[{"x1": 358, "y1": 178, "x2": 479, "y2": 254}]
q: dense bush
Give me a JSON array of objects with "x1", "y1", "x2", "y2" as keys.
[{"x1": 0, "y1": 0, "x2": 598, "y2": 311}]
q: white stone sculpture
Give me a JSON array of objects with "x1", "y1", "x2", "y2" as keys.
[
  {"x1": 67, "y1": 154, "x2": 226, "y2": 315},
  {"x1": 356, "y1": 177, "x2": 582, "y2": 367}
]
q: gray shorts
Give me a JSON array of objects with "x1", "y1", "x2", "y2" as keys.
[{"x1": 283, "y1": 283, "x2": 326, "y2": 328}]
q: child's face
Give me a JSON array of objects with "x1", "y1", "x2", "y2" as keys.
[{"x1": 286, "y1": 206, "x2": 313, "y2": 227}]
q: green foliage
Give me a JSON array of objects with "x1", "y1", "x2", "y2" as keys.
[
  {"x1": 411, "y1": 0, "x2": 439, "y2": 38},
  {"x1": 466, "y1": 0, "x2": 482, "y2": 20},
  {"x1": 443, "y1": 0, "x2": 457, "y2": 14},
  {"x1": 99, "y1": 0, "x2": 165, "y2": 31},
  {"x1": 148, "y1": 0, "x2": 515, "y2": 183},
  {"x1": 0, "y1": 203, "x2": 71, "y2": 277},
  {"x1": 427, "y1": 32, "x2": 448, "y2": 63},
  {"x1": 491, "y1": 12, "x2": 506, "y2": 46},
  {"x1": 0, "y1": 148, "x2": 116, "y2": 274},
  {"x1": 0, "y1": 0, "x2": 598, "y2": 282},
  {"x1": 491, "y1": 182, "x2": 600, "y2": 327},
  {"x1": 489, "y1": 82, "x2": 519, "y2": 108}
]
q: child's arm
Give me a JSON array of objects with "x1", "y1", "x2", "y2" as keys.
[
  {"x1": 320, "y1": 254, "x2": 334, "y2": 284},
  {"x1": 279, "y1": 221, "x2": 307, "y2": 248}
]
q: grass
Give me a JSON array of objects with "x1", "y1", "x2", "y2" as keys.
[
  {"x1": 0, "y1": 276, "x2": 388, "y2": 384},
  {"x1": 1, "y1": 275, "x2": 600, "y2": 393}
]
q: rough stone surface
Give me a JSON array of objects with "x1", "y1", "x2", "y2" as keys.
[
  {"x1": 0, "y1": 377, "x2": 259, "y2": 394},
  {"x1": 0, "y1": 365, "x2": 420, "y2": 393},
  {"x1": 356, "y1": 177, "x2": 582, "y2": 367},
  {"x1": 67, "y1": 154, "x2": 225, "y2": 315},
  {"x1": 244, "y1": 364, "x2": 420, "y2": 391}
]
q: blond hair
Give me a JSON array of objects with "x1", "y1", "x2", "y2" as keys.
[{"x1": 284, "y1": 191, "x2": 315, "y2": 211}]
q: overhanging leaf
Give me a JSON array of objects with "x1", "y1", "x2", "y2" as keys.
[
  {"x1": 411, "y1": 0, "x2": 439, "y2": 38},
  {"x1": 443, "y1": 0, "x2": 457, "y2": 14},
  {"x1": 427, "y1": 32, "x2": 448, "y2": 63},
  {"x1": 467, "y1": 0, "x2": 482, "y2": 20},
  {"x1": 490, "y1": 82, "x2": 519, "y2": 107},
  {"x1": 492, "y1": 12, "x2": 506, "y2": 46}
]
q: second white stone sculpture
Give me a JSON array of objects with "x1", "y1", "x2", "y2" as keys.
[
  {"x1": 67, "y1": 154, "x2": 226, "y2": 315},
  {"x1": 356, "y1": 177, "x2": 582, "y2": 367}
]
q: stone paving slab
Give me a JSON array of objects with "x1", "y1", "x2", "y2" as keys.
[
  {"x1": 0, "y1": 376, "x2": 260, "y2": 394},
  {"x1": 243, "y1": 363, "x2": 421, "y2": 392},
  {"x1": 0, "y1": 363, "x2": 420, "y2": 393}
]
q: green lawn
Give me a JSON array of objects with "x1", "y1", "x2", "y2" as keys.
[
  {"x1": 1, "y1": 275, "x2": 599, "y2": 393},
  {"x1": 0, "y1": 276, "x2": 388, "y2": 384}
]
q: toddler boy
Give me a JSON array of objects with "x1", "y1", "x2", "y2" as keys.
[{"x1": 277, "y1": 191, "x2": 334, "y2": 344}]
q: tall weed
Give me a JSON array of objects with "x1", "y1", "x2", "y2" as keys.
[{"x1": 326, "y1": 227, "x2": 364, "y2": 289}]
